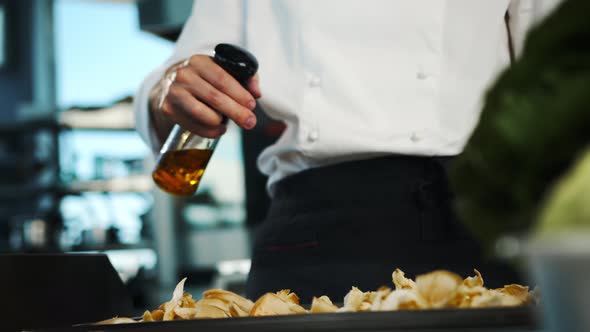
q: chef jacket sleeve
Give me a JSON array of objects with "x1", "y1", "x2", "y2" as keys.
[{"x1": 134, "y1": 0, "x2": 244, "y2": 152}]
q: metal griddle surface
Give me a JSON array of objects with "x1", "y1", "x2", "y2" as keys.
[{"x1": 30, "y1": 306, "x2": 539, "y2": 332}]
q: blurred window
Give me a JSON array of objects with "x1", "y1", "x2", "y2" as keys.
[{"x1": 54, "y1": 0, "x2": 173, "y2": 107}]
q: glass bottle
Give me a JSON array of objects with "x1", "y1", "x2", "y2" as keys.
[{"x1": 152, "y1": 44, "x2": 259, "y2": 196}]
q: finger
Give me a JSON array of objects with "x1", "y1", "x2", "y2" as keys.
[
  {"x1": 247, "y1": 74, "x2": 262, "y2": 99},
  {"x1": 193, "y1": 56, "x2": 257, "y2": 110},
  {"x1": 162, "y1": 98, "x2": 227, "y2": 138},
  {"x1": 165, "y1": 83, "x2": 225, "y2": 129},
  {"x1": 179, "y1": 116, "x2": 227, "y2": 138},
  {"x1": 178, "y1": 69, "x2": 257, "y2": 130},
  {"x1": 181, "y1": 119, "x2": 227, "y2": 139}
]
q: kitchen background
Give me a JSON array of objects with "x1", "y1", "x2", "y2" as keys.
[{"x1": 0, "y1": 0, "x2": 283, "y2": 310}]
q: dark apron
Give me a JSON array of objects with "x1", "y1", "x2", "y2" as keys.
[{"x1": 246, "y1": 155, "x2": 520, "y2": 303}]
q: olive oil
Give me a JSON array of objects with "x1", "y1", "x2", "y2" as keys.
[{"x1": 152, "y1": 149, "x2": 213, "y2": 196}]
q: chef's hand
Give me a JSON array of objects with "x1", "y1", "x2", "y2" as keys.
[{"x1": 149, "y1": 55, "x2": 261, "y2": 142}]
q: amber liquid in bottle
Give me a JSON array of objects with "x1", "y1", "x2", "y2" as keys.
[{"x1": 152, "y1": 149, "x2": 214, "y2": 197}]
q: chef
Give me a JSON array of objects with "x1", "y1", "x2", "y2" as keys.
[{"x1": 135, "y1": 0, "x2": 560, "y2": 302}]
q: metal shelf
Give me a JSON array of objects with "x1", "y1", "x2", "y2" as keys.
[
  {"x1": 58, "y1": 100, "x2": 135, "y2": 131},
  {"x1": 0, "y1": 175, "x2": 153, "y2": 199},
  {"x1": 64, "y1": 175, "x2": 153, "y2": 193}
]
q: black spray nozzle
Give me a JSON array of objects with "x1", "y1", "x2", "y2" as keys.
[{"x1": 214, "y1": 44, "x2": 259, "y2": 86}]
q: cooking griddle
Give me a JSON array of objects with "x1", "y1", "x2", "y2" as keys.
[{"x1": 30, "y1": 306, "x2": 539, "y2": 332}]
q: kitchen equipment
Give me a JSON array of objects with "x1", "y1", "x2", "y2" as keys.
[
  {"x1": 1, "y1": 254, "x2": 134, "y2": 332},
  {"x1": 527, "y1": 233, "x2": 590, "y2": 332}
]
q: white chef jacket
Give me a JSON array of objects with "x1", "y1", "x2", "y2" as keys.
[{"x1": 135, "y1": 0, "x2": 560, "y2": 194}]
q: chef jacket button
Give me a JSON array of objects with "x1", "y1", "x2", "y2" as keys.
[
  {"x1": 416, "y1": 71, "x2": 428, "y2": 80},
  {"x1": 307, "y1": 129, "x2": 319, "y2": 142},
  {"x1": 410, "y1": 132, "x2": 421, "y2": 142},
  {"x1": 308, "y1": 75, "x2": 322, "y2": 88}
]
